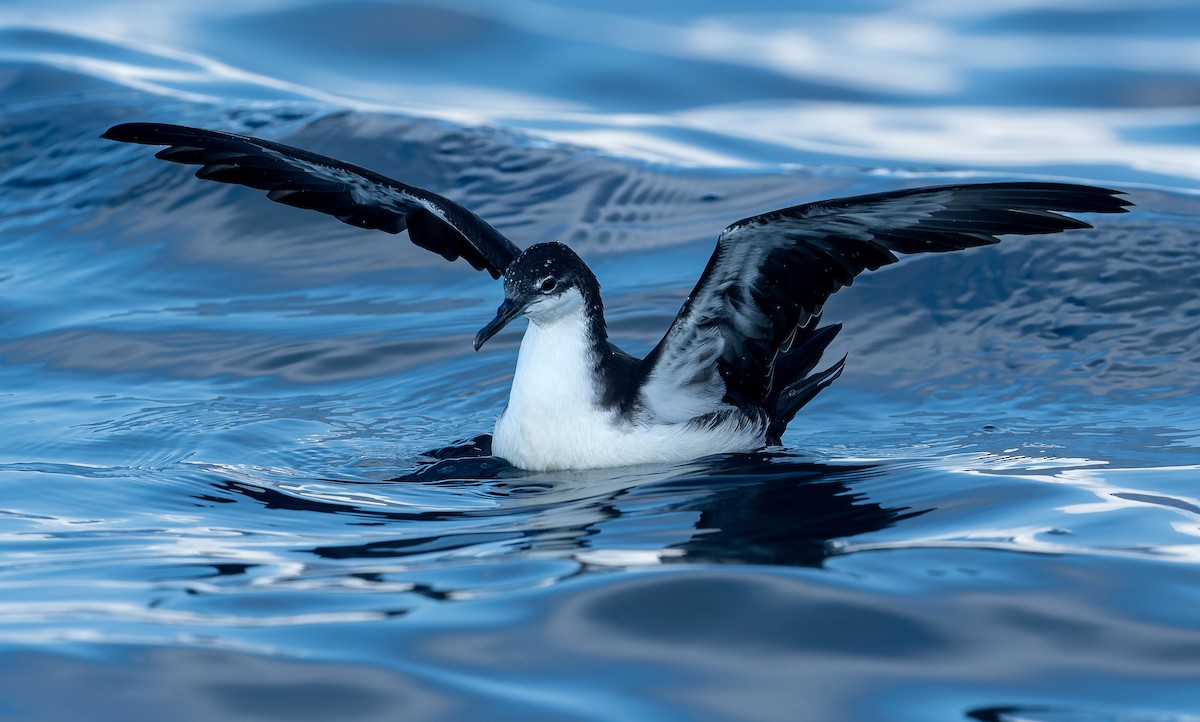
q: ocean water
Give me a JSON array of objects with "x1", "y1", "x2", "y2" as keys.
[{"x1": 2, "y1": 1, "x2": 1200, "y2": 720}]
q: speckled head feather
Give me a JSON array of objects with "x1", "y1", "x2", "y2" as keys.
[{"x1": 503, "y1": 243, "x2": 599, "y2": 305}]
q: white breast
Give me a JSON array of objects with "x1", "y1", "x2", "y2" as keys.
[{"x1": 491, "y1": 293, "x2": 765, "y2": 471}]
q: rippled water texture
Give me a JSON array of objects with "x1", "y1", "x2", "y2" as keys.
[{"x1": 2, "y1": 2, "x2": 1199, "y2": 720}]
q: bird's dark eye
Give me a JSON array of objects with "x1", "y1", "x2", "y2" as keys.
[{"x1": 540, "y1": 278, "x2": 557, "y2": 293}]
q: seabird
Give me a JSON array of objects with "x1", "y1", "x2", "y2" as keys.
[{"x1": 102, "y1": 123, "x2": 1131, "y2": 471}]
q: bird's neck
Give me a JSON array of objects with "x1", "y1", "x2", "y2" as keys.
[{"x1": 509, "y1": 301, "x2": 608, "y2": 412}]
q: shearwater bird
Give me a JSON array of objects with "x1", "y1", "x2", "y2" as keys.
[{"x1": 102, "y1": 122, "x2": 1131, "y2": 471}]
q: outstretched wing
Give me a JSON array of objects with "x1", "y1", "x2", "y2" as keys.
[
  {"x1": 102, "y1": 122, "x2": 522, "y2": 278},
  {"x1": 640, "y1": 182, "x2": 1131, "y2": 419}
]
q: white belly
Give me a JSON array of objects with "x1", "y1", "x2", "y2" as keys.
[
  {"x1": 494, "y1": 405, "x2": 765, "y2": 471},
  {"x1": 490, "y1": 310, "x2": 764, "y2": 471}
]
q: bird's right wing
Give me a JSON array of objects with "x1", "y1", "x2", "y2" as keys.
[{"x1": 102, "y1": 122, "x2": 522, "y2": 278}]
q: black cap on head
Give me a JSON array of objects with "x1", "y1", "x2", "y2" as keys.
[{"x1": 473, "y1": 242, "x2": 601, "y2": 351}]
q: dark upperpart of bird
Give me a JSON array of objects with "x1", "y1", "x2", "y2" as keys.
[{"x1": 101, "y1": 122, "x2": 1132, "y2": 470}]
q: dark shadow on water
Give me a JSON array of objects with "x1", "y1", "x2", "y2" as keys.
[
  {"x1": 416, "y1": 436, "x2": 927, "y2": 567},
  {"x1": 965, "y1": 706, "x2": 1175, "y2": 722},
  {"x1": 402, "y1": 445, "x2": 929, "y2": 571},
  {"x1": 208, "y1": 443, "x2": 929, "y2": 572},
  {"x1": 651, "y1": 454, "x2": 927, "y2": 567},
  {"x1": 420, "y1": 434, "x2": 494, "y2": 461}
]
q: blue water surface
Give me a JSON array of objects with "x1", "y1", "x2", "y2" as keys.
[{"x1": 2, "y1": 2, "x2": 1200, "y2": 721}]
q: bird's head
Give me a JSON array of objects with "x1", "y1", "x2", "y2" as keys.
[{"x1": 474, "y1": 242, "x2": 598, "y2": 351}]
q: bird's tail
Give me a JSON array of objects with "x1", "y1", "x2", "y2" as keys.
[{"x1": 764, "y1": 322, "x2": 846, "y2": 445}]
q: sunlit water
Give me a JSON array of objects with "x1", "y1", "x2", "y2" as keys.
[{"x1": 2, "y1": 2, "x2": 1199, "y2": 721}]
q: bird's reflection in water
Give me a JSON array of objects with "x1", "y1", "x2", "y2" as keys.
[
  {"x1": 208, "y1": 438, "x2": 929, "y2": 584},
  {"x1": 635, "y1": 454, "x2": 927, "y2": 567}
]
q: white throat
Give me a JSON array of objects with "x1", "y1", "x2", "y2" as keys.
[
  {"x1": 512, "y1": 310, "x2": 598, "y2": 411},
  {"x1": 492, "y1": 291, "x2": 606, "y2": 469}
]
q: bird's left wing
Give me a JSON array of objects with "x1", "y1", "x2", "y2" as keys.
[
  {"x1": 102, "y1": 122, "x2": 522, "y2": 278},
  {"x1": 639, "y1": 182, "x2": 1131, "y2": 421}
]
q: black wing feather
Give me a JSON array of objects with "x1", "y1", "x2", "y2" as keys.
[
  {"x1": 642, "y1": 182, "x2": 1131, "y2": 413},
  {"x1": 103, "y1": 122, "x2": 522, "y2": 278}
]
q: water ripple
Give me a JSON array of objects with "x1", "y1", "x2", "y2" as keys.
[{"x1": 2, "y1": 1, "x2": 1200, "y2": 719}]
